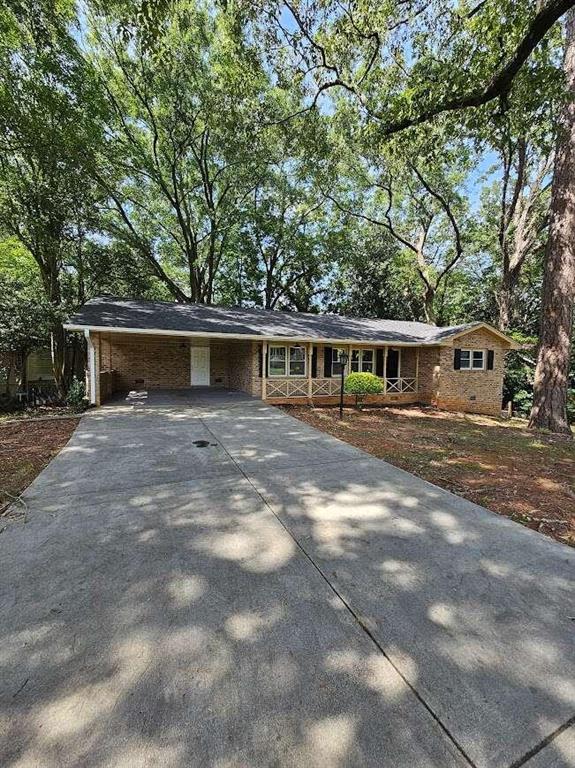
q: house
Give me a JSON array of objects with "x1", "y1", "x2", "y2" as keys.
[{"x1": 64, "y1": 296, "x2": 519, "y2": 415}]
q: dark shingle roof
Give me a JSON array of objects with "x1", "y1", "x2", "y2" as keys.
[{"x1": 66, "y1": 296, "x2": 483, "y2": 345}]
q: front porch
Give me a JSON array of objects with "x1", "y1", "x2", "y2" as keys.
[
  {"x1": 86, "y1": 331, "x2": 429, "y2": 408},
  {"x1": 261, "y1": 341, "x2": 422, "y2": 406}
]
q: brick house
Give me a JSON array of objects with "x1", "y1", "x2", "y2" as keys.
[{"x1": 65, "y1": 296, "x2": 518, "y2": 416}]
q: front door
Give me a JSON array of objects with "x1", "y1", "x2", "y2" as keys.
[{"x1": 190, "y1": 346, "x2": 210, "y2": 386}]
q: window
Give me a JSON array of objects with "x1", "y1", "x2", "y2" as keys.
[
  {"x1": 289, "y1": 346, "x2": 306, "y2": 376},
  {"x1": 459, "y1": 349, "x2": 484, "y2": 370},
  {"x1": 332, "y1": 347, "x2": 348, "y2": 376},
  {"x1": 268, "y1": 345, "x2": 307, "y2": 377},
  {"x1": 472, "y1": 350, "x2": 485, "y2": 370},
  {"x1": 269, "y1": 346, "x2": 287, "y2": 376},
  {"x1": 351, "y1": 349, "x2": 374, "y2": 373}
]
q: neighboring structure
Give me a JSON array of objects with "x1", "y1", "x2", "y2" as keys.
[
  {"x1": 0, "y1": 348, "x2": 55, "y2": 396},
  {"x1": 65, "y1": 296, "x2": 518, "y2": 416}
]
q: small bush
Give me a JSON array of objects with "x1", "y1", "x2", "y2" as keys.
[
  {"x1": 512, "y1": 389, "x2": 533, "y2": 418},
  {"x1": 344, "y1": 372, "x2": 384, "y2": 408},
  {"x1": 65, "y1": 377, "x2": 88, "y2": 412}
]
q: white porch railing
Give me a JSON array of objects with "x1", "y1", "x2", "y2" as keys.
[
  {"x1": 266, "y1": 378, "x2": 309, "y2": 398},
  {"x1": 311, "y1": 378, "x2": 341, "y2": 396},
  {"x1": 265, "y1": 376, "x2": 418, "y2": 398},
  {"x1": 385, "y1": 377, "x2": 417, "y2": 393}
]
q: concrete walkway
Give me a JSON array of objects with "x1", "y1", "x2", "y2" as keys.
[{"x1": 1, "y1": 391, "x2": 573, "y2": 768}]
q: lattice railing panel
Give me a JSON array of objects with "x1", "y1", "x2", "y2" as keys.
[
  {"x1": 311, "y1": 378, "x2": 341, "y2": 396},
  {"x1": 266, "y1": 378, "x2": 308, "y2": 398},
  {"x1": 385, "y1": 377, "x2": 417, "y2": 393},
  {"x1": 265, "y1": 377, "x2": 417, "y2": 398}
]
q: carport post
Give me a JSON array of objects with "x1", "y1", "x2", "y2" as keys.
[
  {"x1": 85, "y1": 330, "x2": 97, "y2": 406},
  {"x1": 261, "y1": 341, "x2": 267, "y2": 400},
  {"x1": 307, "y1": 343, "x2": 313, "y2": 401}
]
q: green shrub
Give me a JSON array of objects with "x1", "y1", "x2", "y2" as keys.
[
  {"x1": 65, "y1": 377, "x2": 88, "y2": 412},
  {"x1": 344, "y1": 372, "x2": 384, "y2": 408},
  {"x1": 512, "y1": 389, "x2": 533, "y2": 418}
]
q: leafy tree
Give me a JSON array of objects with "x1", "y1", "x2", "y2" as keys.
[
  {"x1": 323, "y1": 124, "x2": 474, "y2": 323},
  {"x1": 255, "y1": 1, "x2": 568, "y2": 137},
  {"x1": 0, "y1": 2, "x2": 104, "y2": 396},
  {"x1": 238, "y1": 166, "x2": 328, "y2": 310},
  {"x1": 90, "y1": 0, "x2": 283, "y2": 303},
  {"x1": 0, "y1": 238, "x2": 51, "y2": 394}
]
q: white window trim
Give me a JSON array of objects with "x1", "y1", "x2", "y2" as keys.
[
  {"x1": 350, "y1": 348, "x2": 375, "y2": 373},
  {"x1": 268, "y1": 345, "x2": 307, "y2": 378},
  {"x1": 460, "y1": 349, "x2": 486, "y2": 371}
]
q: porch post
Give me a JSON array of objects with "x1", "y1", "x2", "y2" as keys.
[
  {"x1": 415, "y1": 348, "x2": 420, "y2": 393},
  {"x1": 383, "y1": 346, "x2": 388, "y2": 394},
  {"x1": 261, "y1": 341, "x2": 267, "y2": 400},
  {"x1": 307, "y1": 342, "x2": 313, "y2": 401}
]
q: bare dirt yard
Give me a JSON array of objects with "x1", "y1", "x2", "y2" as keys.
[
  {"x1": 284, "y1": 405, "x2": 575, "y2": 548},
  {"x1": 0, "y1": 417, "x2": 79, "y2": 518}
]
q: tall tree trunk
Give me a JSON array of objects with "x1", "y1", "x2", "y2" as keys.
[
  {"x1": 37, "y1": 254, "x2": 68, "y2": 400},
  {"x1": 422, "y1": 285, "x2": 436, "y2": 324},
  {"x1": 529, "y1": 10, "x2": 575, "y2": 436},
  {"x1": 498, "y1": 267, "x2": 519, "y2": 331}
]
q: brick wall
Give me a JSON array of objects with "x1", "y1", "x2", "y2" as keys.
[
  {"x1": 104, "y1": 333, "x2": 190, "y2": 392},
  {"x1": 417, "y1": 347, "x2": 441, "y2": 404},
  {"x1": 229, "y1": 341, "x2": 261, "y2": 397},
  {"x1": 435, "y1": 329, "x2": 508, "y2": 416},
  {"x1": 400, "y1": 347, "x2": 417, "y2": 377},
  {"x1": 208, "y1": 341, "x2": 229, "y2": 387}
]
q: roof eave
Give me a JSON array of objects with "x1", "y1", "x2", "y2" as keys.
[
  {"x1": 63, "y1": 322, "x2": 445, "y2": 347},
  {"x1": 435, "y1": 322, "x2": 520, "y2": 349}
]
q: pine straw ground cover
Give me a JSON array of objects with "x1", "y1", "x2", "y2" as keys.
[
  {"x1": 0, "y1": 418, "x2": 79, "y2": 519},
  {"x1": 283, "y1": 405, "x2": 575, "y2": 548}
]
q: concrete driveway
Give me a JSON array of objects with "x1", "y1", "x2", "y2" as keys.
[{"x1": 1, "y1": 390, "x2": 573, "y2": 768}]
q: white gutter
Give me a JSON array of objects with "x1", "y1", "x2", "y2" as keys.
[{"x1": 64, "y1": 322, "x2": 452, "y2": 347}]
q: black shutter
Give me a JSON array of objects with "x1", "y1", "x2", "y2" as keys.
[
  {"x1": 376, "y1": 349, "x2": 384, "y2": 377},
  {"x1": 324, "y1": 346, "x2": 332, "y2": 377},
  {"x1": 387, "y1": 349, "x2": 399, "y2": 379},
  {"x1": 311, "y1": 346, "x2": 318, "y2": 378},
  {"x1": 454, "y1": 349, "x2": 461, "y2": 370},
  {"x1": 487, "y1": 350, "x2": 494, "y2": 370}
]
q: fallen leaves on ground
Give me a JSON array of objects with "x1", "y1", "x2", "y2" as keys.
[{"x1": 0, "y1": 418, "x2": 79, "y2": 518}]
